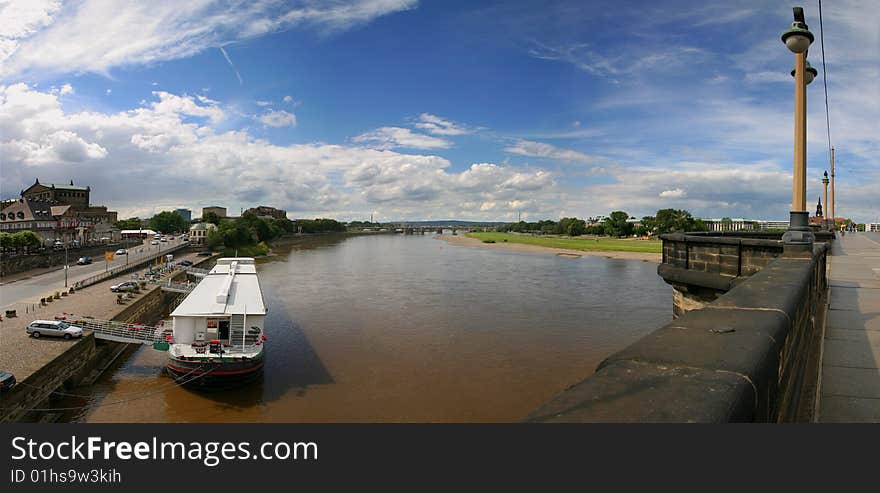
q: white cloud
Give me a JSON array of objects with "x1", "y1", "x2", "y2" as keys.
[
  {"x1": 105, "y1": 89, "x2": 112, "y2": 95},
  {"x1": 414, "y1": 113, "x2": 472, "y2": 135},
  {"x1": 259, "y1": 109, "x2": 297, "y2": 127},
  {"x1": 0, "y1": 84, "x2": 558, "y2": 221},
  {"x1": 659, "y1": 188, "x2": 686, "y2": 198},
  {"x1": 504, "y1": 139, "x2": 592, "y2": 163},
  {"x1": 353, "y1": 127, "x2": 452, "y2": 150},
  {"x1": 256, "y1": 100, "x2": 272, "y2": 107},
  {"x1": 283, "y1": 95, "x2": 293, "y2": 103},
  {"x1": 0, "y1": 0, "x2": 418, "y2": 79}
]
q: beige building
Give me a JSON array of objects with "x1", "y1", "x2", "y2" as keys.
[
  {"x1": 202, "y1": 206, "x2": 227, "y2": 219},
  {"x1": 1, "y1": 179, "x2": 119, "y2": 245},
  {"x1": 189, "y1": 222, "x2": 218, "y2": 245}
]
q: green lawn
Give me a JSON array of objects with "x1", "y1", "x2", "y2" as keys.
[{"x1": 466, "y1": 232, "x2": 662, "y2": 253}]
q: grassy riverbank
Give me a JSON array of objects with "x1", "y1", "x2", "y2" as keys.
[{"x1": 466, "y1": 232, "x2": 662, "y2": 253}]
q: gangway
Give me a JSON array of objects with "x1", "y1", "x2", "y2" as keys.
[
  {"x1": 185, "y1": 266, "x2": 210, "y2": 277},
  {"x1": 61, "y1": 316, "x2": 171, "y2": 345},
  {"x1": 159, "y1": 280, "x2": 199, "y2": 294}
]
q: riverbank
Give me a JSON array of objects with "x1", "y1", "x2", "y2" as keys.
[{"x1": 438, "y1": 233, "x2": 662, "y2": 263}]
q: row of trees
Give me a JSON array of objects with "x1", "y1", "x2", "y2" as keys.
[
  {"x1": 0, "y1": 231, "x2": 43, "y2": 253},
  {"x1": 204, "y1": 214, "x2": 346, "y2": 252},
  {"x1": 496, "y1": 209, "x2": 709, "y2": 237}
]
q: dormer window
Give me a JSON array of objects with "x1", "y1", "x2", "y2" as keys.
[{"x1": 17, "y1": 211, "x2": 24, "y2": 219}]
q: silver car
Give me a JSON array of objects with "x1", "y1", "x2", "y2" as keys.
[{"x1": 26, "y1": 320, "x2": 84, "y2": 340}]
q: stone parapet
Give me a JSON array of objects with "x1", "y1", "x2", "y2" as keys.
[{"x1": 528, "y1": 236, "x2": 829, "y2": 422}]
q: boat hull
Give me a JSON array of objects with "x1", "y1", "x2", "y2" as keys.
[{"x1": 166, "y1": 349, "x2": 264, "y2": 388}]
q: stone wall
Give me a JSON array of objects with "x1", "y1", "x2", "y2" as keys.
[
  {"x1": 527, "y1": 242, "x2": 829, "y2": 423},
  {"x1": 660, "y1": 233, "x2": 787, "y2": 317},
  {"x1": 1, "y1": 239, "x2": 142, "y2": 278},
  {"x1": 0, "y1": 334, "x2": 97, "y2": 422}
]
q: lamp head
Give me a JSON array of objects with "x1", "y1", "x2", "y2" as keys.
[
  {"x1": 791, "y1": 60, "x2": 819, "y2": 84},
  {"x1": 781, "y1": 8, "x2": 814, "y2": 53}
]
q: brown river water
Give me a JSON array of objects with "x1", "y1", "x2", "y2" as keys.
[{"x1": 64, "y1": 233, "x2": 670, "y2": 422}]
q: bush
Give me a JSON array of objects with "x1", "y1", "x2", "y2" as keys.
[{"x1": 482, "y1": 239, "x2": 496, "y2": 243}]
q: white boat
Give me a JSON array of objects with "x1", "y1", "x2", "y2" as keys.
[{"x1": 166, "y1": 258, "x2": 267, "y2": 386}]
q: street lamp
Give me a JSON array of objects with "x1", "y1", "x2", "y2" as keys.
[{"x1": 781, "y1": 6, "x2": 816, "y2": 246}]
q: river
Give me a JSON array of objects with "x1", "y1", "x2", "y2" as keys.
[{"x1": 72, "y1": 233, "x2": 671, "y2": 422}]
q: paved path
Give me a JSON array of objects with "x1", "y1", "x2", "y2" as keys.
[{"x1": 818, "y1": 232, "x2": 880, "y2": 422}]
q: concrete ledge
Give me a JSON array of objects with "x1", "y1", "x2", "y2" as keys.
[
  {"x1": 527, "y1": 360, "x2": 755, "y2": 423},
  {"x1": 658, "y1": 264, "x2": 736, "y2": 292}
]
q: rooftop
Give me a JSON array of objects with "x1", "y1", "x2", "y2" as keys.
[{"x1": 171, "y1": 258, "x2": 266, "y2": 317}]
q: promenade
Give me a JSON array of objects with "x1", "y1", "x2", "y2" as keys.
[
  {"x1": 818, "y1": 233, "x2": 880, "y2": 422},
  {"x1": 0, "y1": 251, "x2": 201, "y2": 384}
]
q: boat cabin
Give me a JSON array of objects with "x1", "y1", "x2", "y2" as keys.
[{"x1": 170, "y1": 258, "x2": 266, "y2": 351}]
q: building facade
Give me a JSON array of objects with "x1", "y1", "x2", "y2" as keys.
[
  {"x1": 189, "y1": 222, "x2": 218, "y2": 245},
  {"x1": 244, "y1": 205, "x2": 287, "y2": 220},
  {"x1": 202, "y1": 206, "x2": 227, "y2": 219},
  {"x1": 174, "y1": 208, "x2": 192, "y2": 223},
  {"x1": 869, "y1": 223, "x2": 880, "y2": 232},
  {"x1": 0, "y1": 179, "x2": 119, "y2": 245}
]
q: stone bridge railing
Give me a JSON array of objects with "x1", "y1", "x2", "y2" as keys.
[{"x1": 528, "y1": 231, "x2": 830, "y2": 423}]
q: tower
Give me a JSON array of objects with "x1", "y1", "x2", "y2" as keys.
[{"x1": 816, "y1": 197, "x2": 823, "y2": 218}]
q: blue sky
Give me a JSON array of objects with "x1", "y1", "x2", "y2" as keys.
[{"x1": 1, "y1": 0, "x2": 877, "y2": 222}]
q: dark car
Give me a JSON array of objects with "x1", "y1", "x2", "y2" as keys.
[
  {"x1": 197, "y1": 251, "x2": 213, "y2": 256},
  {"x1": 76, "y1": 256, "x2": 93, "y2": 265},
  {"x1": 178, "y1": 260, "x2": 193, "y2": 267},
  {"x1": 0, "y1": 371, "x2": 15, "y2": 392}
]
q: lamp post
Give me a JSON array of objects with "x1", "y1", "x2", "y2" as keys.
[
  {"x1": 829, "y1": 146, "x2": 835, "y2": 229},
  {"x1": 781, "y1": 6, "x2": 817, "y2": 246},
  {"x1": 822, "y1": 171, "x2": 830, "y2": 228}
]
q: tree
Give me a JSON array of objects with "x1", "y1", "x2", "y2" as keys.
[
  {"x1": 202, "y1": 211, "x2": 222, "y2": 225},
  {"x1": 148, "y1": 211, "x2": 188, "y2": 234},
  {"x1": 653, "y1": 209, "x2": 704, "y2": 234},
  {"x1": 114, "y1": 217, "x2": 143, "y2": 230},
  {"x1": 205, "y1": 230, "x2": 224, "y2": 250},
  {"x1": 603, "y1": 211, "x2": 633, "y2": 237}
]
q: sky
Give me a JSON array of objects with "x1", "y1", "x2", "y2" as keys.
[{"x1": 0, "y1": 0, "x2": 877, "y2": 223}]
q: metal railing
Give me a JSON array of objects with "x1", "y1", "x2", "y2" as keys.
[
  {"x1": 72, "y1": 243, "x2": 188, "y2": 290},
  {"x1": 64, "y1": 316, "x2": 166, "y2": 344}
]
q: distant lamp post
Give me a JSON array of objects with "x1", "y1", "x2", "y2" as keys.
[
  {"x1": 781, "y1": 6, "x2": 816, "y2": 246},
  {"x1": 822, "y1": 171, "x2": 830, "y2": 227}
]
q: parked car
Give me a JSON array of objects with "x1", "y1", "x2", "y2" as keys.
[
  {"x1": 76, "y1": 256, "x2": 93, "y2": 265},
  {"x1": 197, "y1": 251, "x2": 213, "y2": 256},
  {"x1": 160, "y1": 237, "x2": 167, "y2": 242},
  {"x1": 111, "y1": 281, "x2": 139, "y2": 292},
  {"x1": 151, "y1": 240, "x2": 159, "y2": 245},
  {"x1": 53, "y1": 240, "x2": 64, "y2": 250},
  {"x1": 0, "y1": 371, "x2": 15, "y2": 392},
  {"x1": 115, "y1": 248, "x2": 128, "y2": 255},
  {"x1": 26, "y1": 320, "x2": 84, "y2": 340},
  {"x1": 178, "y1": 260, "x2": 193, "y2": 267}
]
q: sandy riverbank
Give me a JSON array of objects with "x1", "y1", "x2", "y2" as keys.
[{"x1": 436, "y1": 234, "x2": 662, "y2": 263}]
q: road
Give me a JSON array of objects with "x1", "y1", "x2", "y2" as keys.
[{"x1": 0, "y1": 237, "x2": 188, "y2": 310}]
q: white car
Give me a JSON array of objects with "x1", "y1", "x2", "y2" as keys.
[
  {"x1": 27, "y1": 320, "x2": 84, "y2": 340},
  {"x1": 151, "y1": 240, "x2": 159, "y2": 245},
  {"x1": 160, "y1": 237, "x2": 167, "y2": 242},
  {"x1": 115, "y1": 248, "x2": 128, "y2": 255}
]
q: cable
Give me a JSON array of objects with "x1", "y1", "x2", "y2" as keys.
[
  {"x1": 818, "y1": 0, "x2": 833, "y2": 165},
  {"x1": 2, "y1": 364, "x2": 215, "y2": 413}
]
